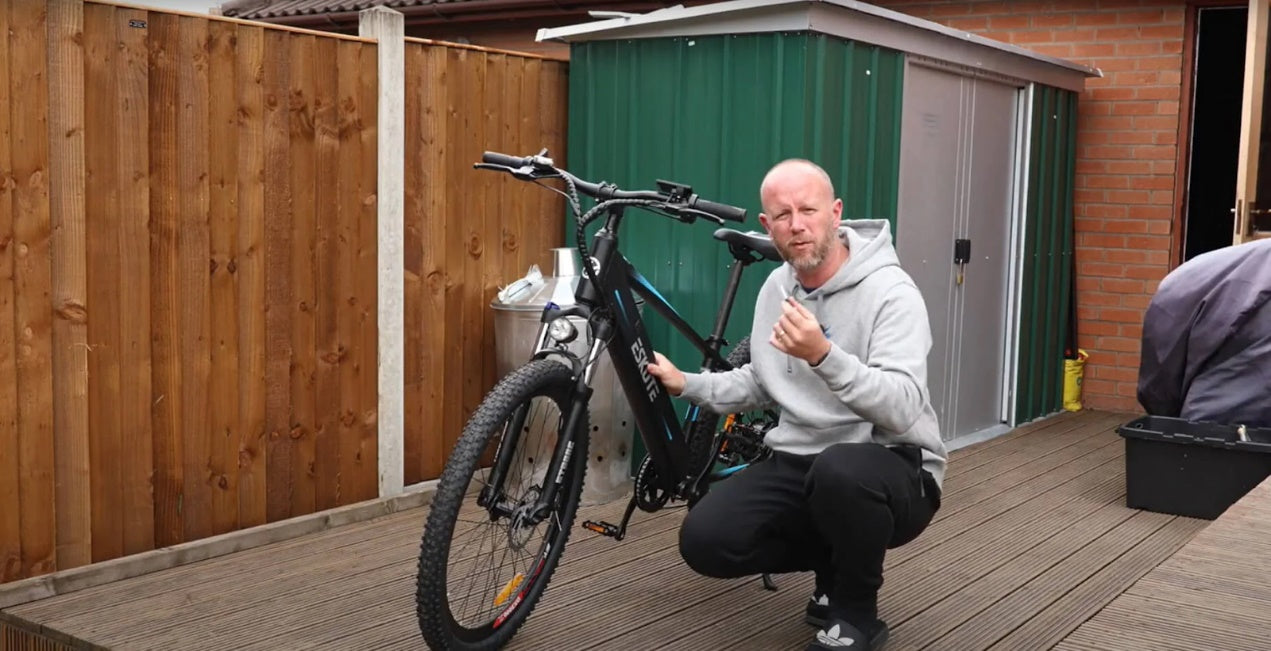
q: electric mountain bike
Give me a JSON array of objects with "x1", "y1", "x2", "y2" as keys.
[{"x1": 415, "y1": 149, "x2": 783, "y2": 651}]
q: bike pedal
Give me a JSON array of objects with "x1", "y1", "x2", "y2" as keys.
[{"x1": 581, "y1": 520, "x2": 620, "y2": 538}]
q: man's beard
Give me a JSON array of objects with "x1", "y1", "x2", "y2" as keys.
[{"x1": 777, "y1": 233, "x2": 834, "y2": 272}]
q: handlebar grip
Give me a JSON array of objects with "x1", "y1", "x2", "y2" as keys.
[
  {"x1": 692, "y1": 198, "x2": 747, "y2": 223},
  {"x1": 482, "y1": 151, "x2": 527, "y2": 168}
]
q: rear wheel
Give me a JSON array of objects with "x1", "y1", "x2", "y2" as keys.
[
  {"x1": 416, "y1": 359, "x2": 589, "y2": 651},
  {"x1": 684, "y1": 336, "x2": 775, "y2": 505}
]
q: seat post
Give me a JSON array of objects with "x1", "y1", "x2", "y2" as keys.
[{"x1": 706, "y1": 259, "x2": 747, "y2": 361}]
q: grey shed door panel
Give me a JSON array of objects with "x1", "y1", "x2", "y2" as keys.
[
  {"x1": 895, "y1": 65, "x2": 959, "y2": 438},
  {"x1": 957, "y1": 78, "x2": 1017, "y2": 437},
  {"x1": 896, "y1": 62, "x2": 1020, "y2": 442}
]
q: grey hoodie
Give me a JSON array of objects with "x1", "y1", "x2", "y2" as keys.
[{"x1": 680, "y1": 219, "x2": 948, "y2": 489}]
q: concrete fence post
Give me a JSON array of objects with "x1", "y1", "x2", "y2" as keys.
[{"x1": 359, "y1": 7, "x2": 405, "y2": 498}]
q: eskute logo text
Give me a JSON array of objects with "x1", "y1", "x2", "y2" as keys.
[{"x1": 631, "y1": 342, "x2": 659, "y2": 402}]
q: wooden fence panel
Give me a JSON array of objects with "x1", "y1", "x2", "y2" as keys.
[
  {"x1": 0, "y1": 1, "x2": 381, "y2": 582},
  {"x1": 401, "y1": 41, "x2": 569, "y2": 485},
  {"x1": 0, "y1": 1, "x2": 571, "y2": 585}
]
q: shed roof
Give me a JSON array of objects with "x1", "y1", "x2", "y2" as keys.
[
  {"x1": 220, "y1": 0, "x2": 690, "y2": 22},
  {"x1": 219, "y1": 0, "x2": 457, "y2": 19},
  {"x1": 537, "y1": 0, "x2": 1102, "y2": 92}
]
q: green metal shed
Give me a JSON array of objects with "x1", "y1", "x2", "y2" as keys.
[{"x1": 538, "y1": 0, "x2": 1101, "y2": 450}]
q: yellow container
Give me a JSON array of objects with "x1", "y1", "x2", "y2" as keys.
[{"x1": 1063, "y1": 349, "x2": 1089, "y2": 411}]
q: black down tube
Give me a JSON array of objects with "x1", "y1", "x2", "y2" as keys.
[{"x1": 590, "y1": 242, "x2": 691, "y2": 492}]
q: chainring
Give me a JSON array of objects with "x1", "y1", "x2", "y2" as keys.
[{"x1": 633, "y1": 454, "x2": 671, "y2": 512}]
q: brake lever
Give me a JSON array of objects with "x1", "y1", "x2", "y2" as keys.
[
  {"x1": 678, "y1": 207, "x2": 726, "y2": 225},
  {"x1": 649, "y1": 204, "x2": 696, "y2": 224},
  {"x1": 473, "y1": 162, "x2": 558, "y2": 182}
]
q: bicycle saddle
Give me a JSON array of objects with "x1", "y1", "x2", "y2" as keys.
[{"x1": 714, "y1": 228, "x2": 782, "y2": 264}]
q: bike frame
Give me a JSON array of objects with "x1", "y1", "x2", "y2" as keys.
[{"x1": 486, "y1": 203, "x2": 763, "y2": 524}]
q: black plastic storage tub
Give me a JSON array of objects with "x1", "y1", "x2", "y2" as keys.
[{"x1": 1118, "y1": 415, "x2": 1271, "y2": 519}]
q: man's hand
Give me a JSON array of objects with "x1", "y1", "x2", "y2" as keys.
[
  {"x1": 771, "y1": 297, "x2": 832, "y2": 365},
  {"x1": 646, "y1": 351, "x2": 685, "y2": 396}
]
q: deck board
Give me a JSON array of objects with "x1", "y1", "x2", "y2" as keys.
[
  {"x1": 1055, "y1": 473, "x2": 1271, "y2": 651},
  {"x1": 0, "y1": 410, "x2": 1226, "y2": 650}
]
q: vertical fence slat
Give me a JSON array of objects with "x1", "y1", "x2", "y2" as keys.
[
  {"x1": 178, "y1": 15, "x2": 213, "y2": 542},
  {"x1": 236, "y1": 23, "x2": 267, "y2": 529},
  {"x1": 356, "y1": 40, "x2": 378, "y2": 501},
  {"x1": 0, "y1": 0, "x2": 22, "y2": 584},
  {"x1": 84, "y1": 0, "x2": 122, "y2": 563},
  {"x1": 207, "y1": 18, "x2": 240, "y2": 535},
  {"x1": 480, "y1": 54, "x2": 502, "y2": 403},
  {"x1": 335, "y1": 39, "x2": 363, "y2": 501},
  {"x1": 12, "y1": 0, "x2": 56, "y2": 579},
  {"x1": 288, "y1": 33, "x2": 317, "y2": 515},
  {"x1": 441, "y1": 47, "x2": 465, "y2": 470},
  {"x1": 148, "y1": 9, "x2": 184, "y2": 548},
  {"x1": 520, "y1": 56, "x2": 544, "y2": 298},
  {"x1": 48, "y1": 0, "x2": 91, "y2": 571},
  {"x1": 312, "y1": 35, "x2": 340, "y2": 510},
  {"x1": 545, "y1": 61, "x2": 568, "y2": 271},
  {"x1": 537, "y1": 59, "x2": 567, "y2": 272},
  {"x1": 500, "y1": 57, "x2": 522, "y2": 284},
  {"x1": 115, "y1": 4, "x2": 155, "y2": 556},
  {"x1": 402, "y1": 43, "x2": 424, "y2": 486},
  {"x1": 262, "y1": 27, "x2": 293, "y2": 523},
  {"x1": 459, "y1": 49, "x2": 485, "y2": 446},
  {"x1": 418, "y1": 44, "x2": 447, "y2": 482}
]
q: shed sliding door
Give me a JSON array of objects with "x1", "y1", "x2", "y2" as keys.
[{"x1": 896, "y1": 61, "x2": 1022, "y2": 444}]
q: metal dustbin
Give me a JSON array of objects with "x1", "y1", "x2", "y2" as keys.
[{"x1": 490, "y1": 247, "x2": 635, "y2": 506}]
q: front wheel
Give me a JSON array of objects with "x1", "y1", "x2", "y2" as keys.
[{"x1": 416, "y1": 359, "x2": 589, "y2": 651}]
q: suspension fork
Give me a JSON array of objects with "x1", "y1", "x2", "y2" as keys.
[
  {"x1": 527, "y1": 324, "x2": 610, "y2": 523},
  {"x1": 477, "y1": 321, "x2": 554, "y2": 512},
  {"x1": 480, "y1": 322, "x2": 609, "y2": 524}
]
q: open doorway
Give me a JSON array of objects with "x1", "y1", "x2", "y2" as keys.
[{"x1": 1182, "y1": 6, "x2": 1248, "y2": 261}]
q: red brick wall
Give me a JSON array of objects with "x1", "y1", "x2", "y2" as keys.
[{"x1": 875, "y1": 0, "x2": 1189, "y2": 413}]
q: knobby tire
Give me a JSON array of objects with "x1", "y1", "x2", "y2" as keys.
[{"x1": 416, "y1": 359, "x2": 589, "y2": 651}]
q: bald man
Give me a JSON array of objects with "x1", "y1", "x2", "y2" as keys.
[{"x1": 648, "y1": 159, "x2": 946, "y2": 651}]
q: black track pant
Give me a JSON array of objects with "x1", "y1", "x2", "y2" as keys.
[{"x1": 679, "y1": 442, "x2": 940, "y2": 622}]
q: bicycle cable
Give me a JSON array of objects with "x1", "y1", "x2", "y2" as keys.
[{"x1": 536, "y1": 167, "x2": 682, "y2": 380}]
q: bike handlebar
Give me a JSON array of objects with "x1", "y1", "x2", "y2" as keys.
[
  {"x1": 479, "y1": 151, "x2": 530, "y2": 169},
  {"x1": 691, "y1": 198, "x2": 747, "y2": 223},
  {"x1": 478, "y1": 150, "x2": 748, "y2": 224}
]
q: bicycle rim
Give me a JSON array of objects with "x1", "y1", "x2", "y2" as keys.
[{"x1": 417, "y1": 360, "x2": 588, "y2": 650}]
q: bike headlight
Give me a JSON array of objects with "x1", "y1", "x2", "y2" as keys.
[{"x1": 548, "y1": 318, "x2": 578, "y2": 344}]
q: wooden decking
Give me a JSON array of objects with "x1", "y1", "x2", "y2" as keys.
[
  {"x1": 0, "y1": 409, "x2": 1246, "y2": 650},
  {"x1": 1056, "y1": 469, "x2": 1271, "y2": 651}
]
